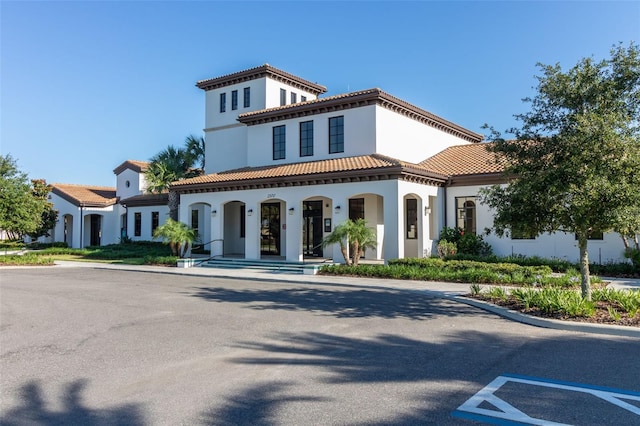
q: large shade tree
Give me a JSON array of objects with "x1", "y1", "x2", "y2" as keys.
[
  {"x1": 145, "y1": 135, "x2": 205, "y2": 221},
  {"x1": 480, "y1": 43, "x2": 640, "y2": 300},
  {"x1": 0, "y1": 155, "x2": 56, "y2": 240}
]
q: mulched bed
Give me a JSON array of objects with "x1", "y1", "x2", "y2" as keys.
[{"x1": 467, "y1": 295, "x2": 640, "y2": 327}]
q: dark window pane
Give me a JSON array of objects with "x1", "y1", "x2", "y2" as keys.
[
  {"x1": 349, "y1": 198, "x2": 364, "y2": 221},
  {"x1": 219, "y1": 93, "x2": 226, "y2": 113},
  {"x1": 231, "y1": 90, "x2": 238, "y2": 110},
  {"x1": 273, "y1": 125, "x2": 286, "y2": 160},
  {"x1": 134, "y1": 212, "x2": 141, "y2": 237},
  {"x1": 300, "y1": 121, "x2": 313, "y2": 157},
  {"x1": 243, "y1": 87, "x2": 250, "y2": 108},
  {"x1": 406, "y1": 199, "x2": 417, "y2": 239},
  {"x1": 280, "y1": 89, "x2": 286, "y2": 106},
  {"x1": 329, "y1": 116, "x2": 344, "y2": 153}
]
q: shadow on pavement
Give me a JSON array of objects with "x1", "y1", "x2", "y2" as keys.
[
  {"x1": 190, "y1": 286, "x2": 481, "y2": 320},
  {"x1": 1, "y1": 379, "x2": 144, "y2": 426}
]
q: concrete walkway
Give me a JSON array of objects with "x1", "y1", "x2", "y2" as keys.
[{"x1": 46, "y1": 260, "x2": 640, "y2": 339}]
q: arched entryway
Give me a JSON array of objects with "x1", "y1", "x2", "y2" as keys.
[
  {"x1": 302, "y1": 196, "x2": 332, "y2": 258},
  {"x1": 63, "y1": 214, "x2": 74, "y2": 247},
  {"x1": 346, "y1": 193, "x2": 384, "y2": 260},
  {"x1": 403, "y1": 193, "x2": 423, "y2": 258},
  {"x1": 223, "y1": 201, "x2": 246, "y2": 257},
  {"x1": 188, "y1": 202, "x2": 211, "y2": 253},
  {"x1": 84, "y1": 214, "x2": 102, "y2": 247},
  {"x1": 260, "y1": 200, "x2": 283, "y2": 257}
]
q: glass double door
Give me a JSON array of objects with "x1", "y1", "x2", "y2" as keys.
[
  {"x1": 303, "y1": 201, "x2": 323, "y2": 257},
  {"x1": 260, "y1": 203, "x2": 281, "y2": 255}
]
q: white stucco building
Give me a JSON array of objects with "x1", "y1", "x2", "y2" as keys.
[
  {"x1": 49, "y1": 160, "x2": 169, "y2": 248},
  {"x1": 44, "y1": 64, "x2": 629, "y2": 265},
  {"x1": 170, "y1": 64, "x2": 629, "y2": 265}
]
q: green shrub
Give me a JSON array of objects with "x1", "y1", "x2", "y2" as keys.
[
  {"x1": 0, "y1": 254, "x2": 55, "y2": 266},
  {"x1": 26, "y1": 241, "x2": 69, "y2": 250},
  {"x1": 593, "y1": 288, "x2": 640, "y2": 317},
  {"x1": 624, "y1": 248, "x2": 640, "y2": 269},
  {"x1": 438, "y1": 227, "x2": 492, "y2": 257},
  {"x1": 436, "y1": 240, "x2": 457, "y2": 259},
  {"x1": 143, "y1": 255, "x2": 178, "y2": 266}
]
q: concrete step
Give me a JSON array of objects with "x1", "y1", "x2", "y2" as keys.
[{"x1": 201, "y1": 258, "x2": 333, "y2": 275}]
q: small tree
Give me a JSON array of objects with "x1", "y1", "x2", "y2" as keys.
[
  {"x1": 480, "y1": 43, "x2": 640, "y2": 300},
  {"x1": 348, "y1": 218, "x2": 377, "y2": 266},
  {"x1": 152, "y1": 219, "x2": 197, "y2": 258},
  {"x1": 0, "y1": 155, "x2": 51, "y2": 240},
  {"x1": 28, "y1": 179, "x2": 59, "y2": 240},
  {"x1": 322, "y1": 218, "x2": 377, "y2": 266}
]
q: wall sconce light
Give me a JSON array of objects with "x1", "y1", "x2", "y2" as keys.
[
  {"x1": 288, "y1": 207, "x2": 295, "y2": 215},
  {"x1": 247, "y1": 209, "x2": 253, "y2": 216},
  {"x1": 459, "y1": 210, "x2": 465, "y2": 220},
  {"x1": 424, "y1": 206, "x2": 431, "y2": 216},
  {"x1": 334, "y1": 205, "x2": 341, "y2": 213},
  {"x1": 211, "y1": 209, "x2": 217, "y2": 217}
]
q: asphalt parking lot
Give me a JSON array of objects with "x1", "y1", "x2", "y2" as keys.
[{"x1": 1, "y1": 267, "x2": 639, "y2": 425}]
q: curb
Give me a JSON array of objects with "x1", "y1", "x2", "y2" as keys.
[{"x1": 445, "y1": 294, "x2": 640, "y2": 339}]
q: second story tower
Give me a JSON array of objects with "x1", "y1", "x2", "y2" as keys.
[{"x1": 196, "y1": 64, "x2": 327, "y2": 174}]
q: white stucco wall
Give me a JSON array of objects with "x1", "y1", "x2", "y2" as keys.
[
  {"x1": 204, "y1": 78, "x2": 267, "y2": 130},
  {"x1": 126, "y1": 205, "x2": 170, "y2": 242},
  {"x1": 49, "y1": 192, "x2": 122, "y2": 248},
  {"x1": 178, "y1": 178, "x2": 442, "y2": 263},
  {"x1": 205, "y1": 125, "x2": 248, "y2": 174},
  {"x1": 264, "y1": 79, "x2": 319, "y2": 108},
  {"x1": 375, "y1": 106, "x2": 473, "y2": 162},
  {"x1": 246, "y1": 106, "x2": 377, "y2": 167},
  {"x1": 116, "y1": 168, "x2": 146, "y2": 200},
  {"x1": 445, "y1": 184, "x2": 628, "y2": 264}
]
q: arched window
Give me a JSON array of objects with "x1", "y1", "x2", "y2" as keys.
[{"x1": 456, "y1": 197, "x2": 477, "y2": 235}]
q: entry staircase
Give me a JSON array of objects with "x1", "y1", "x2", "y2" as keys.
[{"x1": 199, "y1": 257, "x2": 334, "y2": 275}]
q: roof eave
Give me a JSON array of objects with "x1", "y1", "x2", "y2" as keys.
[{"x1": 446, "y1": 172, "x2": 506, "y2": 187}]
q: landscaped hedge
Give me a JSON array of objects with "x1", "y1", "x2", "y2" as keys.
[
  {"x1": 319, "y1": 258, "x2": 593, "y2": 288},
  {"x1": 445, "y1": 253, "x2": 638, "y2": 277},
  {"x1": 0, "y1": 253, "x2": 55, "y2": 266},
  {"x1": 80, "y1": 242, "x2": 170, "y2": 260}
]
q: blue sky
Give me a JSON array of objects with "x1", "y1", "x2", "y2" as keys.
[{"x1": 2, "y1": 1, "x2": 638, "y2": 187}]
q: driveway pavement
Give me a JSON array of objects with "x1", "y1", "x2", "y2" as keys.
[{"x1": 1, "y1": 265, "x2": 639, "y2": 425}]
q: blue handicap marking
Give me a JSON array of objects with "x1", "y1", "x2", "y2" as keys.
[{"x1": 452, "y1": 373, "x2": 640, "y2": 425}]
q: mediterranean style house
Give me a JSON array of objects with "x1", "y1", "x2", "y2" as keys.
[
  {"x1": 48, "y1": 160, "x2": 168, "y2": 248},
  {"x1": 45, "y1": 64, "x2": 627, "y2": 265},
  {"x1": 170, "y1": 64, "x2": 626, "y2": 264}
]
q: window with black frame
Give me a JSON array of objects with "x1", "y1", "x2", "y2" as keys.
[{"x1": 273, "y1": 125, "x2": 286, "y2": 160}]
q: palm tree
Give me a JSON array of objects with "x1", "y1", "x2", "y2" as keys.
[
  {"x1": 322, "y1": 221, "x2": 352, "y2": 265},
  {"x1": 185, "y1": 135, "x2": 205, "y2": 173},
  {"x1": 322, "y1": 218, "x2": 377, "y2": 266},
  {"x1": 348, "y1": 218, "x2": 377, "y2": 266},
  {"x1": 145, "y1": 139, "x2": 205, "y2": 221},
  {"x1": 153, "y1": 219, "x2": 197, "y2": 258}
]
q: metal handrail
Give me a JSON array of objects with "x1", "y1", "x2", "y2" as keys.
[
  {"x1": 190, "y1": 238, "x2": 224, "y2": 265},
  {"x1": 303, "y1": 241, "x2": 332, "y2": 264}
]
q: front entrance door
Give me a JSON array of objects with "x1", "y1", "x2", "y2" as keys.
[
  {"x1": 303, "y1": 201, "x2": 323, "y2": 257},
  {"x1": 260, "y1": 203, "x2": 281, "y2": 255},
  {"x1": 90, "y1": 215, "x2": 101, "y2": 246}
]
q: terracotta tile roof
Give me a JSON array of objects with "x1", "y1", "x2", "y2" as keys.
[
  {"x1": 51, "y1": 184, "x2": 117, "y2": 207},
  {"x1": 120, "y1": 192, "x2": 169, "y2": 207},
  {"x1": 419, "y1": 143, "x2": 507, "y2": 176},
  {"x1": 113, "y1": 160, "x2": 150, "y2": 175},
  {"x1": 196, "y1": 64, "x2": 327, "y2": 95},
  {"x1": 238, "y1": 88, "x2": 483, "y2": 144},
  {"x1": 172, "y1": 154, "x2": 446, "y2": 190}
]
